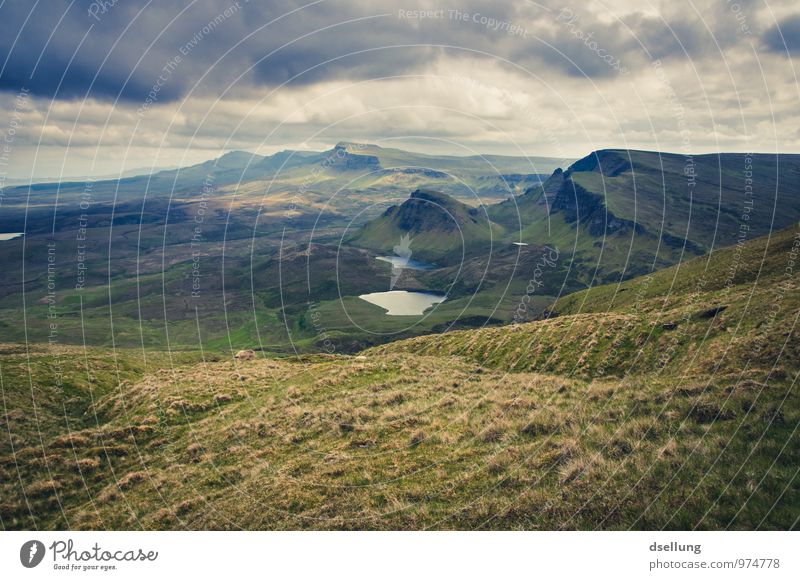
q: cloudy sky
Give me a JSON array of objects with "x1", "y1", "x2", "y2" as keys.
[{"x1": 0, "y1": 0, "x2": 798, "y2": 179}]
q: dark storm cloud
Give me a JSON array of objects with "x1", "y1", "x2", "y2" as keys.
[
  {"x1": 0, "y1": 0, "x2": 450, "y2": 102},
  {"x1": 0, "y1": 0, "x2": 510, "y2": 101},
  {"x1": 0, "y1": 1, "x2": 189, "y2": 101},
  {"x1": 247, "y1": 24, "x2": 443, "y2": 86},
  {"x1": 762, "y1": 14, "x2": 800, "y2": 54},
  {"x1": 0, "y1": 0, "x2": 784, "y2": 103}
]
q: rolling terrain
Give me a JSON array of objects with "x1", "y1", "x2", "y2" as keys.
[
  {"x1": 489, "y1": 150, "x2": 800, "y2": 286},
  {"x1": 1, "y1": 224, "x2": 796, "y2": 530},
  {"x1": 346, "y1": 189, "x2": 503, "y2": 263},
  {"x1": 0, "y1": 146, "x2": 797, "y2": 357},
  {"x1": 0, "y1": 143, "x2": 558, "y2": 352}
]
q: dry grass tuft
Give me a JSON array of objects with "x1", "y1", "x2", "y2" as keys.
[
  {"x1": 409, "y1": 430, "x2": 426, "y2": 446},
  {"x1": 27, "y1": 479, "x2": 61, "y2": 497},
  {"x1": 75, "y1": 457, "x2": 101, "y2": 472},
  {"x1": 117, "y1": 470, "x2": 148, "y2": 490}
]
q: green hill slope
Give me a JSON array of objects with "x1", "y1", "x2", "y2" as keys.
[
  {"x1": 489, "y1": 149, "x2": 800, "y2": 287},
  {"x1": 371, "y1": 224, "x2": 799, "y2": 378},
  {"x1": 2, "y1": 226, "x2": 797, "y2": 531},
  {"x1": 347, "y1": 189, "x2": 504, "y2": 263}
]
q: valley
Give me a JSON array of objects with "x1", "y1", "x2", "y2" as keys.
[
  {"x1": 1, "y1": 145, "x2": 797, "y2": 356},
  {"x1": 1, "y1": 144, "x2": 798, "y2": 530},
  {"x1": 1, "y1": 223, "x2": 796, "y2": 530},
  {"x1": 1, "y1": 0, "x2": 798, "y2": 561}
]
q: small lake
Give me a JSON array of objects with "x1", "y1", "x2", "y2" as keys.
[
  {"x1": 375, "y1": 256, "x2": 435, "y2": 270},
  {"x1": 359, "y1": 290, "x2": 445, "y2": 315},
  {"x1": 0, "y1": 233, "x2": 24, "y2": 241}
]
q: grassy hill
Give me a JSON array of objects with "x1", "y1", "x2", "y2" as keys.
[
  {"x1": 0, "y1": 143, "x2": 560, "y2": 353},
  {"x1": 347, "y1": 149, "x2": 800, "y2": 318},
  {"x1": 371, "y1": 224, "x2": 799, "y2": 378},
  {"x1": 567, "y1": 150, "x2": 800, "y2": 250},
  {"x1": 489, "y1": 150, "x2": 800, "y2": 288},
  {"x1": 347, "y1": 189, "x2": 504, "y2": 263},
  {"x1": 2, "y1": 225, "x2": 796, "y2": 530},
  {"x1": 492, "y1": 150, "x2": 800, "y2": 247}
]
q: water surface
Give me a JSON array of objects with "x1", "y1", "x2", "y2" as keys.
[
  {"x1": 358, "y1": 290, "x2": 444, "y2": 315},
  {"x1": 375, "y1": 256, "x2": 435, "y2": 270}
]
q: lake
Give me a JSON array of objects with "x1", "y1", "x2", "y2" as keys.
[
  {"x1": 0, "y1": 233, "x2": 24, "y2": 241},
  {"x1": 375, "y1": 256, "x2": 435, "y2": 270},
  {"x1": 358, "y1": 290, "x2": 445, "y2": 315}
]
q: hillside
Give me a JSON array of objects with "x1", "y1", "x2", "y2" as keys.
[
  {"x1": 0, "y1": 143, "x2": 554, "y2": 352},
  {"x1": 348, "y1": 150, "x2": 800, "y2": 307},
  {"x1": 346, "y1": 189, "x2": 503, "y2": 262},
  {"x1": 566, "y1": 150, "x2": 800, "y2": 250},
  {"x1": 2, "y1": 225, "x2": 796, "y2": 530},
  {"x1": 489, "y1": 149, "x2": 800, "y2": 286},
  {"x1": 370, "y1": 224, "x2": 799, "y2": 378},
  {"x1": 493, "y1": 150, "x2": 800, "y2": 246}
]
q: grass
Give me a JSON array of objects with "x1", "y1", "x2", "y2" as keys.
[
  {"x1": 1, "y1": 225, "x2": 797, "y2": 530},
  {"x1": 568, "y1": 150, "x2": 800, "y2": 251},
  {"x1": 1, "y1": 351, "x2": 794, "y2": 530},
  {"x1": 2, "y1": 149, "x2": 797, "y2": 358}
]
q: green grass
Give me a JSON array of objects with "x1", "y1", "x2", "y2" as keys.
[
  {"x1": 2, "y1": 349, "x2": 795, "y2": 530},
  {"x1": 568, "y1": 150, "x2": 800, "y2": 251},
  {"x1": 3, "y1": 149, "x2": 797, "y2": 357},
  {"x1": 1, "y1": 225, "x2": 797, "y2": 530},
  {"x1": 347, "y1": 189, "x2": 505, "y2": 263}
]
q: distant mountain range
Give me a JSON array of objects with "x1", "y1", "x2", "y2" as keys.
[
  {"x1": 0, "y1": 142, "x2": 560, "y2": 236},
  {"x1": 0, "y1": 143, "x2": 798, "y2": 354},
  {"x1": 4, "y1": 141, "x2": 562, "y2": 198},
  {"x1": 134, "y1": 141, "x2": 565, "y2": 200},
  {"x1": 349, "y1": 149, "x2": 800, "y2": 293}
]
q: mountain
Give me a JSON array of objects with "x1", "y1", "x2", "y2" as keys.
[
  {"x1": 98, "y1": 141, "x2": 561, "y2": 197},
  {"x1": 488, "y1": 149, "x2": 800, "y2": 285},
  {"x1": 0, "y1": 142, "x2": 558, "y2": 236},
  {"x1": 493, "y1": 149, "x2": 800, "y2": 247},
  {"x1": 347, "y1": 189, "x2": 503, "y2": 263},
  {"x1": 0, "y1": 143, "x2": 560, "y2": 351},
  {"x1": 335, "y1": 141, "x2": 566, "y2": 175},
  {"x1": 3, "y1": 225, "x2": 796, "y2": 530},
  {"x1": 2, "y1": 146, "x2": 798, "y2": 356},
  {"x1": 342, "y1": 148, "x2": 800, "y2": 326}
]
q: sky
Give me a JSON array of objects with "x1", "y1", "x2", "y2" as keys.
[{"x1": 0, "y1": 0, "x2": 798, "y2": 179}]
